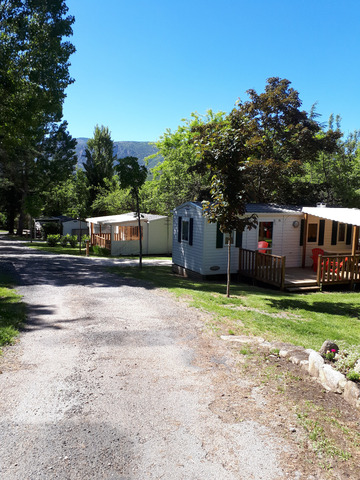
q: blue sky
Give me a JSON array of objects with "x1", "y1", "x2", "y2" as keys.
[{"x1": 63, "y1": 0, "x2": 360, "y2": 142}]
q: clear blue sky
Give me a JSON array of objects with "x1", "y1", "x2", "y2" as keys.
[{"x1": 62, "y1": 0, "x2": 360, "y2": 142}]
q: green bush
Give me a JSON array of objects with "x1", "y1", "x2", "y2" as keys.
[
  {"x1": 60, "y1": 234, "x2": 70, "y2": 247},
  {"x1": 68, "y1": 235, "x2": 78, "y2": 248},
  {"x1": 41, "y1": 222, "x2": 61, "y2": 239},
  {"x1": 81, "y1": 234, "x2": 90, "y2": 247},
  {"x1": 346, "y1": 370, "x2": 360, "y2": 382},
  {"x1": 90, "y1": 245, "x2": 110, "y2": 257},
  {"x1": 47, "y1": 234, "x2": 60, "y2": 246}
]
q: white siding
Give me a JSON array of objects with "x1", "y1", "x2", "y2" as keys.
[
  {"x1": 172, "y1": 204, "x2": 205, "y2": 274},
  {"x1": 201, "y1": 221, "x2": 240, "y2": 275},
  {"x1": 242, "y1": 214, "x2": 303, "y2": 267}
]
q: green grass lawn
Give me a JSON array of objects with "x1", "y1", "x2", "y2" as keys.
[
  {"x1": 0, "y1": 272, "x2": 26, "y2": 352},
  {"x1": 25, "y1": 242, "x2": 172, "y2": 260},
  {"x1": 108, "y1": 265, "x2": 360, "y2": 351}
]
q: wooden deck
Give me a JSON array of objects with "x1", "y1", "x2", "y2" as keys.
[{"x1": 239, "y1": 248, "x2": 360, "y2": 292}]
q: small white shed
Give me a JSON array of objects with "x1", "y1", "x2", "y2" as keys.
[
  {"x1": 62, "y1": 219, "x2": 88, "y2": 237},
  {"x1": 86, "y1": 212, "x2": 172, "y2": 256},
  {"x1": 172, "y1": 202, "x2": 304, "y2": 278}
]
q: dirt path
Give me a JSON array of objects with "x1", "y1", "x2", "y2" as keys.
[{"x1": 0, "y1": 239, "x2": 356, "y2": 479}]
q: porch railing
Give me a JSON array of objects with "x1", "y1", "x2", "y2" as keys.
[
  {"x1": 317, "y1": 254, "x2": 360, "y2": 287},
  {"x1": 239, "y1": 248, "x2": 286, "y2": 290},
  {"x1": 91, "y1": 233, "x2": 111, "y2": 250}
]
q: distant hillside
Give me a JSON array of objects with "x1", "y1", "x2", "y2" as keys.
[{"x1": 75, "y1": 139, "x2": 163, "y2": 170}]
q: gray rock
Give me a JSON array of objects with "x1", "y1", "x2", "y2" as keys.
[
  {"x1": 319, "y1": 340, "x2": 339, "y2": 356},
  {"x1": 344, "y1": 381, "x2": 360, "y2": 408},
  {"x1": 318, "y1": 364, "x2": 346, "y2": 393},
  {"x1": 308, "y1": 351, "x2": 324, "y2": 377}
]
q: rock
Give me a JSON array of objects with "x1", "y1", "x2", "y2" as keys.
[
  {"x1": 319, "y1": 340, "x2": 339, "y2": 356},
  {"x1": 308, "y1": 351, "x2": 324, "y2": 377},
  {"x1": 318, "y1": 364, "x2": 346, "y2": 393},
  {"x1": 344, "y1": 381, "x2": 360, "y2": 408}
]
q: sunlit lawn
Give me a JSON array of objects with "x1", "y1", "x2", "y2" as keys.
[
  {"x1": 0, "y1": 272, "x2": 26, "y2": 351},
  {"x1": 109, "y1": 265, "x2": 360, "y2": 351}
]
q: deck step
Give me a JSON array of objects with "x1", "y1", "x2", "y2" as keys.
[{"x1": 286, "y1": 285, "x2": 320, "y2": 293}]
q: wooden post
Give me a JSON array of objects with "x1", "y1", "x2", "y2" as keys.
[
  {"x1": 86, "y1": 240, "x2": 89, "y2": 257},
  {"x1": 280, "y1": 256, "x2": 286, "y2": 290},
  {"x1": 352, "y1": 225, "x2": 358, "y2": 256},
  {"x1": 302, "y1": 213, "x2": 308, "y2": 268}
]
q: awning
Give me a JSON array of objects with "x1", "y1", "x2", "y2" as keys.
[{"x1": 302, "y1": 207, "x2": 360, "y2": 227}]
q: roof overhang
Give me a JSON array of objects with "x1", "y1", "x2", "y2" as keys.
[{"x1": 302, "y1": 207, "x2": 360, "y2": 227}]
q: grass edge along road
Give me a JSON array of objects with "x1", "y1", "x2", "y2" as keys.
[
  {"x1": 108, "y1": 265, "x2": 360, "y2": 352},
  {"x1": 0, "y1": 271, "x2": 26, "y2": 353}
]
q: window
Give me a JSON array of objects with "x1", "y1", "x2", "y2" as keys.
[
  {"x1": 338, "y1": 223, "x2": 346, "y2": 242},
  {"x1": 307, "y1": 223, "x2": 318, "y2": 243},
  {"x1": 182, "y1": 220, "x2": 189, "y2": 242}
]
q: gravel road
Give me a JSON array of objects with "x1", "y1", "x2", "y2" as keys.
[{"x1": 0, "y1": 238, "x2": 315, "y2": 479}]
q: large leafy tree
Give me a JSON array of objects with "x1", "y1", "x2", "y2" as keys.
[
  {"x1": 143, "y1": 112, "x2": 224, "y2": 214},
  {"x1": 193, "y1": 77, "x2": 340, "y2": 296},
  {"x1": 0, "y1": 0, "x2": 76, "y2": 233},
  {"x1": 83, "y1": 125, "x2": 116, "y2": 211}
]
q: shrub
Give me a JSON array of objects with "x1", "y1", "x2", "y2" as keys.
[
  {"x1": 346, "y1": 370, "x2": 360, "y2": 382},
  {"x1": 68, "y1": 235, "x2": 78, "y2": 248},
  {"x1": 90, "y1": 245, "x2": 110, "y2": 257},
  {"x1": 81, "y1": 234, "x2": 90, "y2": 248},
  {"x1": 41, "y1": 222, "x2": 61, "y2": 239},
  {"x1": 60, "y1": 234, "x2": 70, "y2": 247},
  {"x1": 47, "y1": 234, "x2": 60, "y2": 246}
]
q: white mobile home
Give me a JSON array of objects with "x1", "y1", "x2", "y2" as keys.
[
  {"x1": 172, "y1": 202, "x2": 360, "y2": 290},
  {"x1": 172, "y1": 202, "x2": 303, "y2": 277},
  {"x1": 87, "y1": 212, "x2": 172, "y2": 256}
]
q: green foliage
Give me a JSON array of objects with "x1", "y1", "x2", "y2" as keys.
[
  {"x1": 60, "y1": 234, "x2": 70, "y2": 247},
  {"x1": 90, "y1": 245, "x2": 110, "y2": 257},
  {"x1": 68, "y1": 235, "x2": 78, "y2": 248},
  {"x1": 47, "y1": 234, "x2": 60, "y2": 246},
  {"x1": 41, "y1": 222, "x2": 61, "y2": 239},
  {"x1": 90, "y1": 176, "x2": 134, "y2": 216},
  {"x1": 143, "y1": 112, "x2": 222, "y2": 214},
  {"x1": 346, "y1": 370, "x2": 360, "y2": 382},
  {"x1": 83, "y1": 125, "x2": 116, "y2": 210},
  {"x1": 81, "y1": 234, "x2": 90, "y2": 247}
]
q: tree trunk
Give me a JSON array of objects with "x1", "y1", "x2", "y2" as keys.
[
  {"x1": 226, "y1": 237, "x2": 231, "y2": 297},
  {"x1": 135, "y1": 190, "x2": 142, "y2": 269}
]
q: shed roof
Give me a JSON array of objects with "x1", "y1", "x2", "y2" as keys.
[
  {"x1": 302, "y1": 207, "x2": 360, "y2": 227},
  {"x1": 86, "y1": 212, "x2": 168, "y2": 225}
]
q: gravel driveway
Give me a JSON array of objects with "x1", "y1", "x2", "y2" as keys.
[{"x1": 0, "y1": 238, "x2": 316, "y2": 479}]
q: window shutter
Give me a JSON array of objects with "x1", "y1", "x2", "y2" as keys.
[
  {"x1": 189, "y1": 218, "x2": 194, "y2": 246},
  {"x1": 331, "y1": 221, "x2": 338, "y2": 245},
  {"x1": 235, "y1": 229, "x2": 243, "y2": 248},
  {"x1": 346, "y1": 224, "x2": 352, "y2": 245},
  {"x1": 216, "y1": 222, "x2": 224, "y2": 248},
  {"x1": 300, "y1": 219, "x2": 305, "y2": 246},
  {"x1": 318, "y1": 220, "x2": 325, "y2": 246},
  {"x1": 178, "y1": 216, "x2": 182, "y2": 242}
]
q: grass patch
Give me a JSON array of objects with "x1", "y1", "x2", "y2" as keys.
[
  {"x1": 0, "y1": 272, "x2": 26, "y2": 352},
  {"x1": 25, "y1": 242, "x2": 172, "y2": 260},
  {"x1": 108, "y1": 265, "x2": 360, "y2": 351}
]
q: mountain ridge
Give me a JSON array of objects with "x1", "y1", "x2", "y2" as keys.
[{"x1": 75, "y1": 139, "x2": 163, "y2": 170}]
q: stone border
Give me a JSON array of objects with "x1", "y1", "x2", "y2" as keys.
[{"x1": 221, "y1": 335, "x2": 360, "y2": 410}]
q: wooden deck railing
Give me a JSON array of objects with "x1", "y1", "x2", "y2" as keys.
[
  {"x1": 317, "y1": 254, "x2": 360, "y2": 287},
  {"x1": 239, "y1": 248, "x2": 286, "y2": 289},
  {"x1": 91, "y1": 233, "x2": 111, "y2": 250}
]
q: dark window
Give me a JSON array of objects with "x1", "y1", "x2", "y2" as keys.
[
  {"x1": 308, "y1": 223, "x2": 318, "y2": 243},
  {"x1": 338, "y1": 223, "x2": 346, "y2": 242},
  {"x1": 182, "y1": 220, "x2": 189, "y2": 242}
]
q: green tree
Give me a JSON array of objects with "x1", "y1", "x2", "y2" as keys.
[
  {"x1": 83, "y1": 125, "x2": 116, "y2": 211},
  {"x1": 116, "y1": 157, "x2": 147, "y2": 268},
  {"x1": 144, "y1": 112, "x2": 223, "y2": 214},
  {"x1": 0, "y1": 0, "x2": 76, "y2": 233}
]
